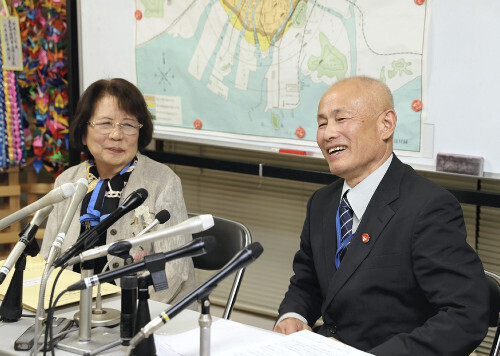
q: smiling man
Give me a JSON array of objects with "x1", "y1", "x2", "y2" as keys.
[{"x1": 273, "y1": 77, "x2": 489, "y2": 355}]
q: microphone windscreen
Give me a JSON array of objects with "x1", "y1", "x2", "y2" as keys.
[
  {"x1": 248, "y1": 242, "x2": 264, "y2": 260},
  {"x1": 75, "y1": 177, "x2": 89, "y2": 190},
  {"x1": 60, "y1": 182, "x2": 77, "y2": 198},
  {"x1": 156, "y1": 210, "x2": 171, "y2": 224},
  {"x1": 135, "y1": 188, "x2": 148, "y2": 202},
  {"x1": 199, "y1": 214, "x2": 214, "y2": 230},
  {"x1": 201, "y1": 235, "x2": 217, "y2": 254},
  {"x1": 122, "y1": 188, "x2": 148, "y2": 210}
]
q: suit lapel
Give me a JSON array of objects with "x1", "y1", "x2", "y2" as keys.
[
  {"x1": 323, "y1": 187, "x2": 342, "y2": 282},
  {"x1": 322, "y1": 156, "x2": 406, "y2": 313}
]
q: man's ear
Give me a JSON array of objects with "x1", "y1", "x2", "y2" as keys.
[{"x1": 379, "y1": 109, "x2": 397, "y2": 140}]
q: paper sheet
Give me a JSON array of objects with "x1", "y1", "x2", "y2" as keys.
[
  {"x1": 154, "y1": 318, "x2": 281, "y2": 355},
  {"x1": 154, "y1": 319, "x2": 373, "y2": 355},
  {"x1": 221, "y1": 330, "x2": 374, "y2": 356}
]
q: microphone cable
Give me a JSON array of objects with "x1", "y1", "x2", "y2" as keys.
[
  {"x1": 41, "y1": 265, "x2": 66, "y2": 356},
  {"x1": 31, "y1": 264, "x2": 55, "y2": 356}
]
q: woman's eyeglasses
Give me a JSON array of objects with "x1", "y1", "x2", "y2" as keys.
[{"x1": 88, "y1": 120, "x2": 143, "y2": 135}]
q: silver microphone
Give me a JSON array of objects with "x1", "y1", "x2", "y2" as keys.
[
  {"x1": 65, "y1": 214, "x2": 214, "y2": 266},
  {"x1": 43, "y1": 178, "x2": 89, "y2": 271},
  {"x1": 0, "y1": 182, "x2": 75, "y2": 231},
  {"x1": 0, "y1": 205, "x2": 54, "y2": 284}
]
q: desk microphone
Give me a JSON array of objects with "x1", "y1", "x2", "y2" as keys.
[
  {"x1": 65, "y1": 214, "x2": 213, "y2": 266},
  {"x1": 128, "y1": 242, "x2": 264, "y2": 349},
  {"x1": 66, "y1": 236, "x2": 216, "y2": 291},
  {"x1": 0, "y1": 183, "x2": 75, "y2": 231},
  {"x1": 43, "y1": 178, "x2": 89, "y2": 272},
  {"x1": 136, "y1": 210, "x2": 171, "y2": 238},
  {"x1": 0, "y1": 205, "x2": 54, "y2": 285}
]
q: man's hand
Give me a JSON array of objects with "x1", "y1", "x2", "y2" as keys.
[{"x1": 273, "y1": 317, "x2": 312, "y2": 335}]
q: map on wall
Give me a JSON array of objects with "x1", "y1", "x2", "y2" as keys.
[{"x1": 135, "y1": 0, "x2": 429, "y2": 154}]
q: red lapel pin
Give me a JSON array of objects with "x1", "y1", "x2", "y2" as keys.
[{"x1": 362, "y1": 233, "x2": 370, "y2": 243}]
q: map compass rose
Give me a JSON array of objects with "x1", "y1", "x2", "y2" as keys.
[{"x1": 154, "y1": 52, "x2": 175, "y2": 92}]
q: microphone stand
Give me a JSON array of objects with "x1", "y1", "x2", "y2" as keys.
[
  {"x1": 56, "y1": 261, "x2": 120, "y2": 354},
  {"x1": 0, "y1": 225, "x2": 40, "y2": 322},
  {"x1": 73, "y1": 282, "x2": 120, "y2": 327},
  {"x1": 199, "y1": 296, "x2": 212, "y2": 356},
  {"x1": 120, "y1": 253, "x2": 137, "y2": 345},
  {"x1": 79, "y1": 262, "x2": 94, "y2": 342},
  {"x1": 0, "y1": 249, "x2": 29, "y2": 321},
  {"x1": 132, "y1": 275, "x2": 155, "y2": 355},
  {"x1": 130, "y1": 254, "x2": 173, "y2": 355},
  {"x1": 107, "y1": 245, "x2": 169, "y2": 347},
  {"x1": 73, "y1": 258, "x2": 121, "y2": 328},
  {"x1": 109, "y1": 252, "x2": 171, "y2": 354}
]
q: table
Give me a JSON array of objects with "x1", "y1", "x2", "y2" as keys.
[{"x1": 0, "y1": 295, "x2": 281, "y2": 355}]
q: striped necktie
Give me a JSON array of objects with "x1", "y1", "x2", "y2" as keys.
[{"x1": 337, "y1": 191, "x2": 353, "y2": 263}]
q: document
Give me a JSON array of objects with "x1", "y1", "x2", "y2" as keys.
[
  {"x1": 155, "y1": 318, "x2": 280, "y2": 355},
  {"x1": 222, "y1": 329, "x2": 374, "y2": 356},
  {"x1": 154, "y1": 318, "x2": 372, "y2": 355},
  {"x1": 0, "y1": 255, "x2": 120, "y2": 311}
]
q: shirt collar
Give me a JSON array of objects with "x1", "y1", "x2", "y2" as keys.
[{"x1": 341, "y1": 154, "x2": 393, "y2": 222}]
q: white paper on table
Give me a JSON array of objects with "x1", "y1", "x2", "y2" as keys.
[
  {"x1": 154, "y1": 318, "x2": 283, "y2": 355},
  {"x1": 154, "y1": 319, "x2": 373, "y2": 356},
  {"x1": 218, "y1": 329, "x2": 374, "y2": 356}
]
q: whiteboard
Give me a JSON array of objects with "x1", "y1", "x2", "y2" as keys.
[{"x1": 78, "y1": 0, "x2": 500, "y2": 178}]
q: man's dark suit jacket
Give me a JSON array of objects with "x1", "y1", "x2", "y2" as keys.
[{"x1": 278, "y1": 155, "x2": 489, "y2": 355}]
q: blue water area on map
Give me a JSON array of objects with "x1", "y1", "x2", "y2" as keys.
[{"x1": 137, "y1": 29, "x2": 331, "y2": 143}]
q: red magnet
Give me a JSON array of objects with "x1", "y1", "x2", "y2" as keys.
[
  {"x1": 295, "y1": 126, "x2": 305, "y2": 138},
  {"x1": 362, "y1": 233, "x2": 370, "y2": 244},
  {"x1": 414, "y1": 0, "x2": 425, "y2": 5},
  {"x1": 194, "y1": 119, "x2": 202, "y2": 130},
  {"x1": 411, "y1": 99, "x2": 422, "y2": 112},
  {"x1": 135, "y1": 10, "x2": 143, "y2": 20}
]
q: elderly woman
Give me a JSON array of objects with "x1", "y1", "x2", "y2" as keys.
[{"x1": 40, "y1": 78, "x2": 195, "y2": 304}]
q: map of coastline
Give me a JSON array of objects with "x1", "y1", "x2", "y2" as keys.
[{"x1": 135, "y1": 0, "x2": 428, "y2": 152}]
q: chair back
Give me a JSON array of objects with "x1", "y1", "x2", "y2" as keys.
[
  {"x1": 189, "y1": 213, "x2": 252, "y2": 319},
  {"x1": 485, "y1": 270, "x2": 500, "y2": 356}
]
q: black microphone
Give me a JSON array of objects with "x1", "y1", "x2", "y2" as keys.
[
  {"x1": 53, "y1": 188, "x2": 148, "y2": 268},
  {"x1": 133, "y1": 209, "x2": 171, "y2": 239},
  {"x1": 66, "y1": 236, "x2": 216, "y2": 291},
  {"x1": 154, "y1": 210, "x2": 171, "y2": 225},
  {"x1": 128, "y1": 242, "x2": 263, "y2": 348},
  {"x1": 118, "y1": 209, "x2": 170, "y2": 344}
]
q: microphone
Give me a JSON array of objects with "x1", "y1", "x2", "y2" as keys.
[
  {"x1": 0, "y1": 205, "x2": 54, "y2": 284},
  {"x1": 118, "y1": 209, "x2": 170, "y2": 343},
  {"x1": 66, "y1": 236, "x2": 217, "y2": 291},
  {"x1": 65, "y1": 214, "x2": 214, "y2": 266},
  {"x1": 0, "y1": 182, "x2": 75, "y2": 231},
  {"x1": 128, "y1": 242, "x2": 264, "y2": 348},
  {"x1": 43, "y1": 178, "x2": 89, "y2": 271},
  {"x1": 28, "y1": 179, "x2": 90, "y2": 354},
  {"x1": 135, "y1": 209, "x2": 171, "y2": 238},
  {"x1": 52, "y1": 188, "x2": 148, "y2": 268}
]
